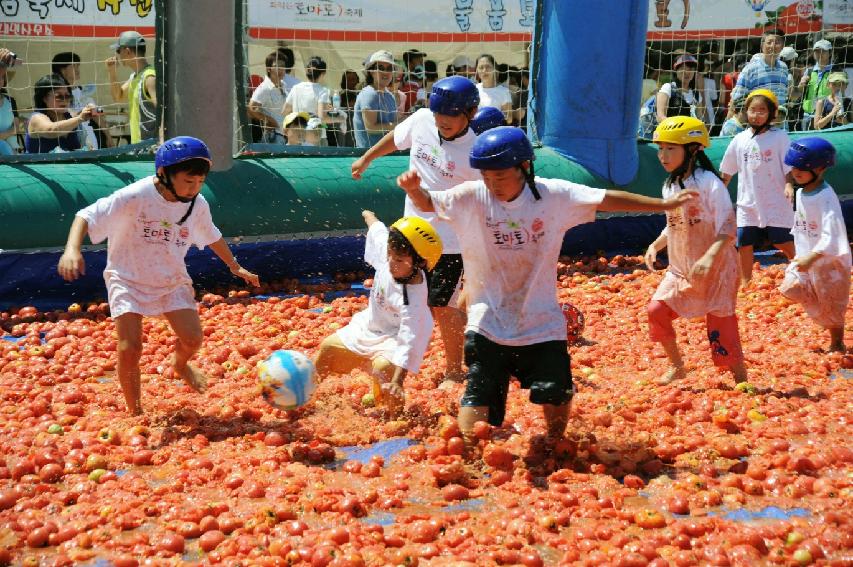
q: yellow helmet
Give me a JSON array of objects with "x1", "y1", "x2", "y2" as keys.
[
  {"x1": 745, "y1": 88, "x2": 779, "y2": 108},
  {"x1": 653, "y1": 116, "x2": 710, "y2": 148},
  {"x1": 390, "y1": 217, "x2": 443, "y2": 271}
]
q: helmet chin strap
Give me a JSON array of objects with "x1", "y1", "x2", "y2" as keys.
[
  {"x1": 157, "y1": 172, "x2": 197, "y2": 225},
  {"x1": 438, "y1": 114, "x2": 471, "y2": 145}
]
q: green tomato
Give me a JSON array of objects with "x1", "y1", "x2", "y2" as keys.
[
  {"x1": 792, "y1": 548, "x2": 813, "y2": 565},
  {"x1": 361, "y1": 393, "x2": 375, "y2": 407},
  {"x1": 88, "y1": 468, "x2": 108, "y2": 482},
  {"x1": 47, "y1": 424, "x2": 64, "y2": 435},
  {"x1": 786, "y1": 531, "x2": 805, "y2": 546}
]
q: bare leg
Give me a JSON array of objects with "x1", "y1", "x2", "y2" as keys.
[
  {"x1": 433, "y1": 306, "x2": 466, "y2": 383},
  {"x1": 729, "y1": 361, "x2": 748, "y2": 383},
  {"x1": 314, "y1": 333, "x2": 369, "y2": 380},
  {"x1": 458, "y1": 405, "x2": 490, "y2": 457},
  {"x1": 114, "y1": 313, "x2": 144, "y2": 415},
  {"x1": 163, "y1": 309, "x2": 207, "y2": 392},
  {"x1": 543, "y1": 401, "x2": 571, "y2": 439},
  {"x1": 656, "y1": 338, "x2": 686, "y2": 385},
  {"x1": 738, "y1": 245, "x2": 754, "y2": 288},
  {"x1": 829, "y1": 327, "x2": 846, "y2": 353},
  {"x1": 774, "y1": 240, "x2": 795, "y2": 261}
]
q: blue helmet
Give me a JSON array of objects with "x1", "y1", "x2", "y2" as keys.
[
  {"x1": 429, "y1": 76, "x2": 479, "y2": 116},
  {"x1": 784, "y1": 137, "x2": 836, "y2": 170},
  {"x1": 471, "y1": 106, "x2": 505, "y2": 135},
  {"x1": 469, "y1": 126, "x2": 534, "y2": 170},
  {"x1": 155, "y1": 136, "x2": 212, "y2": 169}
]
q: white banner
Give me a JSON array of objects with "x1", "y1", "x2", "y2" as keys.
[
  {"x1": 248, "y1": 0, "x2": 535, "y2": 34},
  {"x1": 0, "y1": 0, "x2": 154, "y2": 36},
  {"x1": 824, "y1": 0, "x2": 853, "y2": 23}
]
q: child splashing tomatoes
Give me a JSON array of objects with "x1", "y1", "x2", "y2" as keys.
[
  {"x1": 58, "y1": 137, "x2": 260, "y2": 415},
  {"x1": 779, "y1": 138, "x2": 850, "y2": 353},
  {"x1": 313, "y1": 211, "x2": 441, "y2": 415},
  {"x1": 645, "y1": 117, "x2": 748, "y2": 386},
  {"x1": 720, "y1": 89, "x2": 795, "y2": 288},
  {"x1": 398, "y1": 126, "x2": 697, "y2": 453}
]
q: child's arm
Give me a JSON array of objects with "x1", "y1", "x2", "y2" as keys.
[
  {"x1": 58, "y1": 216, "x2": 89, "y2": 281},
  {"x1": 691, "y1": 233, "x2": 733, "y2": 279},
  {"x1": 792, "y1": 251, "x2": 822, "y2": 271},
  {"x1": 352, "y1": 131, "x2": 398, "y2": 180},
  {"x1": 397, "y1": 170, "x2": 435, "y2": 212},
  {"x1": 645, "y1": 231, "x2": 668, "y2": 271},
  {"x1": 784, "y1": 172, "x2": 795, "y2": 204},
  {"x1": 383, "y1": 366, "x2": 407, "y2": 408},
  {"x1": 207, "y1": 238, "x2": 261, "y2": 287},
  {"x1": 362, "y1": 210, "x2": 379, "y2": 228},
  {"x1": 720, "y1": 173, "x2": 733, "y2": 188},
  {"x1": 598, "y1": 189, "x2": 697, "y2": 213}
]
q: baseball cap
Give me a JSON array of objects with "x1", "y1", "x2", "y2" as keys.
[
  {"x1": 813, "y1": 39, "x2": 832, "y2": 51},
  {"x1": 452, "y1": 55, "x2": 473, "y2": 69},
  {"x1": 779, "y1": 46, "x2": 797, "y2": 62},
  {"x1": 283, "y1": 112, "x2": 310, "y2": 128},
  {"x1": 365, "y1": 50, "x2": 395, "y2": 69},
  {"x1": 111, "y1": 30, "x2": 146, "y2": 51},
  {"x1": 827, "y1": 71, "x2": 849, "y2": 84},
  {"x1": 673, "y1": 53, "x2": 698, "y2": 69}
]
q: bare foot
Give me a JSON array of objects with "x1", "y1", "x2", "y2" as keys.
[
  {"x1": 829, "y1": 342, "x2": 846, "y2": 353},
  {"x1": 656, "y1": 365, "x2": 686, "y2": 385},
  {"x1": 128, "y1": 403, "x2": 143, "y2": 416},
  {"x1": 173, "y1": 362, "x2": 208, "y2": 393}
]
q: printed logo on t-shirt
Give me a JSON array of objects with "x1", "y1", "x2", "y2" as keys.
[
  {"x1": 792, "y1": 211, "x2": 820, "y2": 238},
  {"x1": 743, "y1": 143, "x2": 774, "y2": 171},
  {"x1": 138, "y1": 213, "x2": 189, "y2": 248},
  {"x1": 486, "y1": 216, "x2": 545, "y2": 250},
  {"x1": 413, "y1": 142, "x2": 455, "y2": 179},
  {"x1": 666, "y1": 205, "x2": 702, "y2": 231}
]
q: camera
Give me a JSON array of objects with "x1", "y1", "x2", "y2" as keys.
[
  {"x1": 95, "y1": 107, "x2": 105, "y2": 114},
  {"x1": 0, "y1": 52, "x2": 22, "y2": 69}
]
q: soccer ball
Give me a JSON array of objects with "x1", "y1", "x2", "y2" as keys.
[
  {"x1": 561, "y1": 302, "x2": 585, "y2": 345},
  {"x1": 257, "y1": 350, "x2": 317, "y2": 410}
]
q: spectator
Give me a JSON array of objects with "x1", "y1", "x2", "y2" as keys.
[
  {"x1": 353, "y1": 50, "x2": 399, "y2": 148},
  {"x1": 248, "y1": 51, "x2": 288, "y2": 145},
  {"x1": 719, "y1": 96, "x2": 747, "y2": 137},
  {"x1": 0, "y1": 59, "x2": 19, "y2": 155},
  {"x1": 798, "y1": 40, "x2": 836, "y2": 131},
  {"x1": 26, "y1": 74, "x2": 96, "y2": 153},
  {"x1": 511, "y1": 66, "x2": 530, "y2": 128},
  {"x1": 814, "y1": 72, "x2": 850, "y2": 130},
  {"x1": 656, "y1": 54, "x2": 703, "y2": 124},
  {"x1": 718, "y1": 54, "x2": 746, "y2": 114},
  {"x1": 247, "y1": 74, "x2": 265, "y2": 143},
  {"x1": 400, "y1": 51, "x2": 426, "y2": 112},
  {"x1": 284, "y1": 56, "x2": 338, "y2": 145},
  {"x1": 729, "y1": 28, "x2": 788, "y2": 117},
  {"x1": 451, "y1": 55, "x2": 475, "y2": 79},
  {"x1": 276, "y1": 47, "x2": 301, "y2": 95},
  {"x1": 106, "y1": 31, "x2": 156, "y2": 144},
  {"x1": 445, "y1": 63, "x2": 456, "y2": 78},
  {"x1": 53, "y1": 52, "x2": 112, "y2": 150},
  {"x1": 331, "y1": 69, "x2": 360, "y2": 147},
  {"x1": 283, "y1": 112, "x2": 323, "y2": 146},
  {"x1": 642, "y1": 66, "x2": 661, "y2": 102},
  {"x1": 475, "y1": 54, "x2": 512, "y2": 124},
  {"x1": 697, "y1": 56, "x2": 718, "y2": 130},
  {"x1": 390, "y1": 66, "x2": 409, "y2": 116}
]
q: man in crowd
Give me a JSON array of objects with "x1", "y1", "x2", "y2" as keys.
[
  {"x1": 106, "y1": 31, "x2": 156, "y2": 144},
  {"x1": 729, "y1": 28, "x2": 788, "y2": 118},
  {"x1": 798, "y1": 40, "x2": 836, "y2": 131}
]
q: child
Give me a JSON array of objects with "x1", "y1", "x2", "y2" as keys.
[
  {"x1": 779, "y1": 137, "x2": 850, "y2": 352},
  {"x1": 57, "y1": 136, "x2": 259, "y2": 415},
  {"x1": 397, "y1": 126, "x2": 697, "y2": 447},
  {"x1": 351, "y1": 76, "x2": 482, "y2": 385},
  {"x1": 720, "y1": 88, "x2": 795, "y2": 287},
  {"x1": 314, "y1": 211, "x2": 441, "y2": 414},
  {"x1": 645, "y1": 117, "x2": 747, "y2": 385},
  {"x1": 719, "y1": 96, "x2": 747, "y2": 137}
]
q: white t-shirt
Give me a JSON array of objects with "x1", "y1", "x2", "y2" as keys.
[
  {"x1": 250, "y1": 76, "x2": 286, "y2": 127},
  {"x1": 394, "y1": 108, "x2": 481, "y2": 254},
  {"x1": 477, "y1": 84, "x2": 512, "y2": 109},
  {"x1": 431, "y1": 178, "x2": 605, "y2": 346},
  {"x1": 719, "y1": 127, "x2": 794, "y2": 229},
  {"x1": 285, "y1": 81, "x2": 331, "y2": 115},
  {"x1": 336, "y1": 222, "x2": 433, "y2": 373},
  {"x1": 791, "y1": 183, "x2": 852, "y2": 262},
  {"x1": 282, "y1": 73, "x2": 301, "y2": 95},
  {"x1": 77, "y1": 176, "x2": 222, "y2": 305},
  {"x1": 71, "y1": 85, "x2": 99, "y2": 150}
]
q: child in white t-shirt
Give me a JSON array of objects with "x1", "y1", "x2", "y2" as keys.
[
  {"x1": 779, "y1": 138, "x2": 850, "y2": 353},
  {"x1": 720, "y1": 88, "x2": 795, "y2": 287},
  {"x1": 351, "y1": 76, "x2": 482, "y2": 386},
  {"x1": 398, "y1": 127, "x2": 696, "y2": 450},
  {"x1": 314, "y1": 211, "x2": 441, "y2": 415},
  {"x1": 57, "y1": 137, "x2": 259, "y2": 415},
  {"x1": 645, "y1": 117, "x2": 747, "y2": 386}
]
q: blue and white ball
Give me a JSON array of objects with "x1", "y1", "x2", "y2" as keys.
[{"x1": 257, "y1": 350, "x2": 317, "y2": 410}]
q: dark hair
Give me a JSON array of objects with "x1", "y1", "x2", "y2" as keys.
[
  {"x1": 668, "y1": 146, "x2": 722, "y2": 188},
  {"x1": 496, "y1": 63, "x2": 509, "y2": 85},
  {"x1": 265, "y1": 51, "x2": 287, "y2": 75},
  {"x1": 165, "y1": 158, "x2": 211, "y2": 178},
  {"x1": 341, "y1": 69, "x2": 359, "y2": 90},
  {"x1": 276, "y1": 47, "x2": 295, "y2": 70},
  {"x1": 51, "y1": 52, "x2": 80, "y2": 77},
  {"x1": 445, "y1": 64, "x2": 456, "y2": 77},
  {"x1": 424, "y1": 60, "x2": 438, "y2": 82},
  {"x1": 402, "y1": 49, "x2": 425, "y2": 67},
  {"x1": 305, "y1": 56, "x2": 327, "y2": 81},
  {"x1": 746, "y1": 94, "x2": 777, "y2": 135},
  {"x1": 763, "y1": 27, "x2": 784, "y2": 39},
  {"x1": 33, "y1": 74, "x2": 70, "y2": 111},
  {"x1": 387, "y1": 227, "x2": 425, "y2": 269},
  {"x1": 126, "y1": 45, "x2": 146, "y2": 57}
]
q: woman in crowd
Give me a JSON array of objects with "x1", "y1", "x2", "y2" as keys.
[
  {"x1": 813, "y1": 71, "x2": 850, "y2": 130},
  {"x1": 26, "y1": 74, "x2": 96, "y2": 154},
  {"x1": 475, "y1": 54, "x2": 512, "y2": 124},
  {"x1": 655, "y1": 53, "x2": 704, "y2": 125},
  {"x1": 0, "y1": 64, "x2": 19, "y2": 155},
  {"x1": 353, "y1": 50, "x2": 399, "y2": 148},
  {"x1": 52, "y1": 52, "x2": 112, "y2": 150}
]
